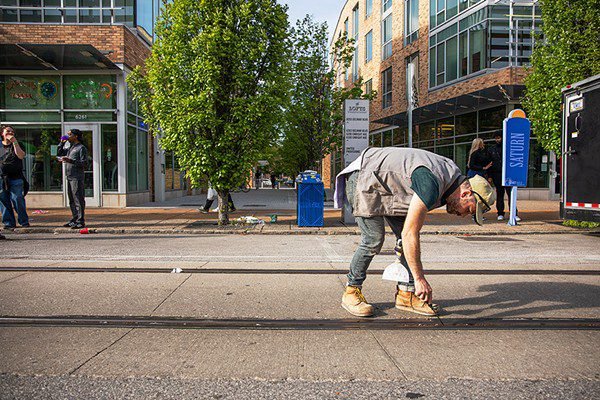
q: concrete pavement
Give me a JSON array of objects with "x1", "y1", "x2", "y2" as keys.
[{"x1": 0, "y1": 233, "x2": 598, "y2": 399}]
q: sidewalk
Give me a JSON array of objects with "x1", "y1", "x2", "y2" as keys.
[{"x1": 11, "y1": 197, "x2": 586, "y2": 235}]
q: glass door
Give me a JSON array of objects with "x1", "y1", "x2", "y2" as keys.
[{"x1": 62, "y1": 124, "x2": 101, "y2": 207}]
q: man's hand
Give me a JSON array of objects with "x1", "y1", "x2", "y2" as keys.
[
  {"x1": 415, "y1": 276, "x2": 432, "y2": 304},
  {"x1": 60, "y1": 157, "x2": 73, "y2": 164}
]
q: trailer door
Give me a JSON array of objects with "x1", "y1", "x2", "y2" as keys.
[{"x1": 563, "y1": 86, "x2": 600, "y2": 221}]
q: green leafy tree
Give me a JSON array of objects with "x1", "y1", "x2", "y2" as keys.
[
  {"x1": 279, "y1": 16, "x2": 375, "y2": 178},
  {"x1": 523, "y1": 0, "x2": 600, "y2": 154},
  {"x1": 128, "y1": 0, "x2": 290, "y2": 224}
]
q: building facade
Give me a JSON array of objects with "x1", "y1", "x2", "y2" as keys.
[
  {"x1": 0, "y1": 1, "x2": 189, "y2": 208},
  {"x1": 330, "y1": 0, "x2": 557, "y2": 199}
]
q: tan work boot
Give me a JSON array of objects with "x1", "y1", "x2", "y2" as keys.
[
  {"x1": 395, "y1": 289, "x2": 440, "y2": 316},
  {"x1": 341, "y1": 286, "x2": 374, "y2": 317}
]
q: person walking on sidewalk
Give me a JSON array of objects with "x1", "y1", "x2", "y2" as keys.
[
  {"x1": 0, "y1": 125, "x2": 30, "y2": 230},
  {"x1": 57, "y1": 129, "x2": 88, "y2": 229},
  {"x1": 488, "y1": 133, "x2": 520, "y2": 221},
  {"x1": 199, "y1": 182, "x2": 236, "y2": 213},
  {"x1": 334, "y1": 147, "x2": 495, "y2": 317}
]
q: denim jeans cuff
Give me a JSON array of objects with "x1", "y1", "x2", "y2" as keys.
[{"x1": 397, "y1": 283, "x2": 415, "y2": 292}]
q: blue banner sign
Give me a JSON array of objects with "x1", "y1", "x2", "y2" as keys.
[{"x1": 502, "y1": 111, "x2": 531, "y2": 187}]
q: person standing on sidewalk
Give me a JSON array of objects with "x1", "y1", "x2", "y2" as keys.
[
  {"x1": 0, "y1": 125, "x2": 30, "y2": 230},
  {"x1": 334, "y1": 147, "x2": 495, "y2": 318},
  {"x1": 57, "y1": 129, "x2": 88, "y2": 229},
  {"x1": 488, "y1": 133, "x2": 520, "y2": 222},
  {"x1": 467, "y1": 138, "x2": 492, "y2": 179}
]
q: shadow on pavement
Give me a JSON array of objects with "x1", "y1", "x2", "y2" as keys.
[{"x1": 439, "y1": 281, "x2": 600, "y2": 318}]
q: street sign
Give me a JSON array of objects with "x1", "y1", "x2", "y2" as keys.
[
  {"x1": 343, "y1": 99, "x2": 369, "y2": 167},
  {"x1": 502, "y1": 109, "x2": 531, "y2": 187},
  {"x1": 502, "y1": 109, "x2": 530, "y2": 226}
]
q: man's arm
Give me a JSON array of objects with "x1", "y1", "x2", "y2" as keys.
[
  {"x1": 8, "y1": 137, "x2": 25, "y2": 160},
  {"x1": 57, "y1": 141, "x2": 68, "y2": 157},
  {"x1": 401, "y1": 194, "x2": 432, "y2": 303}
]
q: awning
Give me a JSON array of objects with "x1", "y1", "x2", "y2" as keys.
[
  {"x1": 0, "y1": 44, "x2": 120, "y2": 71},
  {"x1": 373, "y1": 85, "x2": 526, "y2": 126}
]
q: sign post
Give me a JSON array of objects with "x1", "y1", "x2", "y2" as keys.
[
  {"x1": 502, "y1": 109, "x2": 531, "y2": 226},
  {"x1": 343, "y1": 99, "x2": 370, "y2": 224},
  {"x1": 343, "y1": 99, "x2": 370, "y2": 167}
]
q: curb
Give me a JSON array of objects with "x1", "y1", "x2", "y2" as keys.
[{"x1": 4, "y1": 227, "x2": 587, "y2": 236}]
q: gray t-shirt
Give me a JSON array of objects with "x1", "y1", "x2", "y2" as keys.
[{"x1": 58, "y1": 142, "x2": 88, "y2": 180}]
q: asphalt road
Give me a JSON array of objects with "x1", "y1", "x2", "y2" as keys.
[{"x1": 1, "y1": 233, "x2": 599, "y2": 399}]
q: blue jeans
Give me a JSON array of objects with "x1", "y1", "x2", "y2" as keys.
[
  {"x1": 467, "y1": 169, "x2": 485, "y2": 178},
  {"x1": 345, "y1": 172, "x2": 414, "y2": 291},
  {"x1": 0, "y1": 178, "x2": 29, "y2": 228}
]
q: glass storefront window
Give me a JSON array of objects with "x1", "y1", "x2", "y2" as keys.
[
  {"x1": 127, "y1": 125, "x2": 137, "y2": 191},
  {"x1": 1, "y1": 76, "x2": 61, "y2": 110},
  {"x1": 101, "y1": 124, "x2": 118, "y2": 191},
  {"x1": 382, "y1": 130, "x2": 393, "y2": 147},
  {"x1": 15, "y1": 125, "x2": 63, "y2": 192},
  {"x1": 435, "y1": 145, "x2": 454, "y2": 160},
  {"x1": 370, "y1": 132, "x2": 382, "y2": 147},
  {"x1": 393, "y1": 127, "x2": 407, "y2": 146},
  {"x1": 455, "y1": 112, "x2": 476, "y2": 135},
  {"x1": 1, "y1": 112, "x2": 61, "y2": 123},
  {"x1": 165, "y1": 151, "x2": 174, "y2": 190},
  {"x1": 137, "y1": 130, "x2": 148, "y2": 191},
  {"x1": 418, "y1": 122, "x2": 435, "y2": 147},
  {"x1": 528, "y1": 140, "x2": 549, "y2": 188},
  {"x1": 63, "y1": 75, "x2": 117, "y2": 109},
  {"x1": 478, "y1": 105, "x2": 505, "y2": 136}
]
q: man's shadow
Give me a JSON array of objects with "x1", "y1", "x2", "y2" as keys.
[{"x1": 371, "y1": 281, "x2": 600, "y2": 318}]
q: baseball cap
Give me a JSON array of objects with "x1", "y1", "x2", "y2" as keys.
[{"x1": 469, "y1": 175, "x2": 496, "y2": 226}]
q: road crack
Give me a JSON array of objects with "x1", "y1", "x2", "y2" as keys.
[
  {"x1": 152, "y1": 273, "x2": 193, "y2": 313},
  {"x1": 370, "y1": 331, "x2": 408, "y2": 380},
  {"x1": 68, "y1": 328, "x2": 134, "y2": 376}
]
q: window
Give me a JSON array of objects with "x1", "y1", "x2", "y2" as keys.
[
  {"x1": 382, "y1": 130, "x2": 393, "y2": 147},
  {"x1": 459, "y1": 0, "x2": 483, "y2": 13},
  {"x1": 382, "y1": 15, "x2": 392, "y2": 60},
  {"x1": 18, "y1": 125, "x2": 63, "y2": 192},
  {"x1": 430, "y1": 0, "x2": 459, "y2": 29},
  {"x1": 469, "y1": 23, "x2": 486, "y2": 74},
  {"x1": 381, "y1": 67, "x2": 392, "y2": 109},
  {"x1": 383, "y1": 0, "x2": 392, "y2": 13},
  {"x1": 63, "y1": 75, "x2": 117, "y2": 110},
  {"x1": 364, "y1": 79, "x2": 373, "y2": 96},
  {"x1": 429, "y1": 23, "x2": 458, "y2": 86},
  {"x1": 366, "y1": 0, "x2": 373, "y2": 17},
  {"x1": 126, "y1": 84, "x2": 149, "y2": 192},
  {"x1": 405, "y1": 0, "x2": 419, "y2": 44},
  {"x1": 344, "y1": 18, "x2": 349, "y2": 80},
  {"x1": 136, "y1": 0, "x2": 162, "y2": 40},
  {"x1": 0, "y1": 0, "x2": 134, "y2": 24},
  {"x1": 102, "y1": 124, "x2": 118, "y2": 191},
  {"x1": 365, "y1": 30, "x2": 373, "y2": 62},
  {"x1": 164, "y1": 152, "x2": 185, "y2": 191}
]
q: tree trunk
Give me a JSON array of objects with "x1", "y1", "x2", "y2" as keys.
[{"x1": 217, "y1": 190, "x2": 230, "y2": 225}]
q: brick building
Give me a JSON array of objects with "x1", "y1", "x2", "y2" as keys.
[
  {"x1": 328, "y1": 0, "x2": 557, "y2": 199},
  {"x1": 0, "y1": 1, "x2": 190, "y2": 208}
]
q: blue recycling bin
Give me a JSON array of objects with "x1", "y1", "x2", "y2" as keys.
[{"x1": 296, "y1": 171, "x2": 324, "y2": 227}]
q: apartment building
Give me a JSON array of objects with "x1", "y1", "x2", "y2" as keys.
[
  {"x1": 0, "y1": 1, "x2": 189, "y2": 208},
  {"x1": 329, "y1": 0, "x2": 556, "y2": 199}
]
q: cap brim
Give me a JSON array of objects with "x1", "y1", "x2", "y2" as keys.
[{"x1": 474, "y1": 201, "x2": 484, "y2": 226}]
